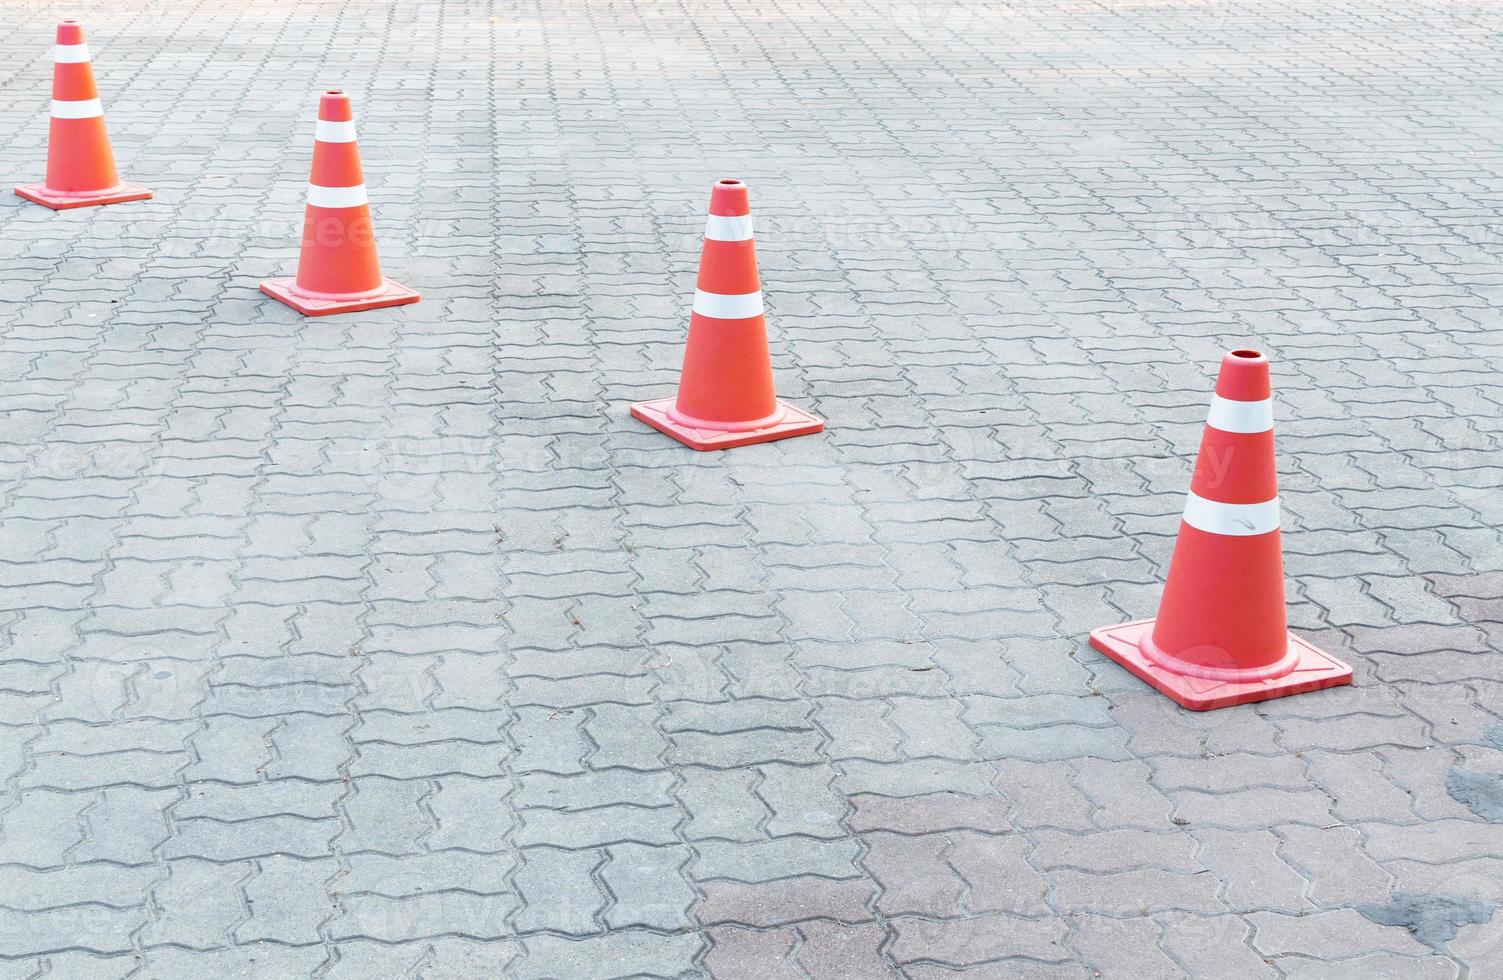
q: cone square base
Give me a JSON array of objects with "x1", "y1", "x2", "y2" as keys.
[
  {"x1": 14, "y1": 181, "x2": 152, "y2": 210},
  {"x1": 260, "y1": 277, "x2": 420, "y2": 317},
  {"x1": 630, "y1": 397, "x2": 823, "y2": 451},
  {"x1": 1089, "y1": 618, "x2": 1353, "y2": 711}
]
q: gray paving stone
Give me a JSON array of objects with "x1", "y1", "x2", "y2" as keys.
[
  {"x1": 1197, "y1": 828, "x2": 1310, "y2": 913},
  {"x1": 1072, "y1": 913, "x2": 1183, "y2": 979},
  {"x1": 698, "y1": 876, "x2": 879, "y2": 927},
  {"x1": 600, "y1": 842, "x2": 697, "y2": 931},
  {"x1": 139, "y1": 857, "x2": 248, "y2": 949},
  {"x1": 514, "y1": 803, "x2": 680, "y2": 849},
  {"x1": 329, "y1": 891, "x2": 517, "y2": 942},
  {"x1": 1033, "y1": 827, "x2": 1198, "y2": 874},
  {"x1": 948, "y1": 832, "x2": 1052, "y2": 916},
  {"x1": 890, "y1": 912, "x2": 1071, "y2": 969},
  {"x1": 757, "y1": 763, "x2": 848, "y2": 839},
  {"x1": 238, "y1": 855, "x2": 338, "y2": 945},
  {"x1": 509, "y1": 846, "x2": 606, "y2": 935},
  {"x1": 0, "y1": 790, "x2": 90, "y2": 866},
  {"x1": 1160, "y1": 912, "x2": 1276, "y2": 980},
  {"x1": 0, "y1": 904, "x2": 146, "y2": 956},
  {"x1": 1249, "y1": 907, "x2": 1431, "y2": 958},
  {"x1": 514, "y1": 931, "x2": 703, "y2": 980},
  {"x1": 337, "y1": 776, "x2": 432, "y2": 854},
  {"x1": 693, "y1": 835, "x2": 862, "y2": 884}
]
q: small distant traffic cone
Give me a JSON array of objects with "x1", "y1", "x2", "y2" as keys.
[
  {"x1": 1089, "y1": 349, "x2": 1353, "y2": 710},
  {"x1": 14, "y1": 20, "x2": 152, "y2": 210},
  {"x1": 630, "y1": 179, "x2": 823, "y2": 451},
  {"x1": 259, "y1": 90, "x2": 418, "y2": 316}
]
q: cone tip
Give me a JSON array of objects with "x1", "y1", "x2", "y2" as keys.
[
  {"x1": 318, "y1": 89, "x2": 354, "y2": 122},
  {"x1": 56, "y1": 20, "x2": 85, "y2": 44},
  {"x1": 1215, "y1": 348, "x2": 1271, "y2": 401},
  {"x1": 708, "y1": 178, "x2": 750, "y2": 217}
]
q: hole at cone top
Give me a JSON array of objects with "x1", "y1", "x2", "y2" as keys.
[
  {"x1": 61, "y1": 18, "x2": 77, "y2": 23},
  {"x1": 717, "y1": 179, "x2": 743, "y2": 186},
  {"x1": 326, "y1": 89, "x2": 344, "y2": 95},
  {"x1": 1230, "y1": 349, "x2": 1263, "y2": 359}
]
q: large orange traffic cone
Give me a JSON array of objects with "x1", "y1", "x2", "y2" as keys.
[
  {"x1": 14, "y1": 20, "x2": 152, "y2": 210},
  {"x1": 630, "y1": 179, "x2": 823, "y2": 450},
  {"x1": 1089, "y1": 349, "x2": 1353, "y2": 710},
  {"x1": 260, "y1": 90, "x2": 419, "y2": 316}
]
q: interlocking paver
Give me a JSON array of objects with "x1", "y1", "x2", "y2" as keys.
[{"x1": 2, "y1": 0, "x2": 1502, "y2": 975}]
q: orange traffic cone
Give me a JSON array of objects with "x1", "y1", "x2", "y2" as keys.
[
  {"x1": 14, "y1": 20, "x2": 151, "y2": 210},
  {"x1": 1089, "y1": 349, "x2": 1353, "y2": 710},
  {"x1": 630, "y1": 179, "x2": 823, "y2": 450},
  {"x1": 259, "y1": 90, "x2": 419, "y2": 316}
]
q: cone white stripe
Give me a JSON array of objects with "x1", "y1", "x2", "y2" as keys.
[
  {"x1": 54, "y1": 43, "x2": 91, "y2": 63},
  {"x1": 315, "y1": 119, "x2": 358, "y2": 143},
  {"x1": 693, "y1": 289, "x2": 763, "y2": 319},
  {"x1": 51, "y1": 98, "x2": 103, "y2": 119},
  {"x1": 1182, "y1": 491, "x2": 1280, "y2": 536},
  {"x1": 306, "y1": 183, "x2": 368, "y2": 208},
  {"x1": 1206, "y1": 395, "x2": 1273, "y2": 434},
  {"x1": 704, "y1": 214, "x2": 753, "y2": 242}
]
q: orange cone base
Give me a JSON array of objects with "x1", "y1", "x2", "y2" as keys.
[
  {"x1": 15, "y1": 180, "x2": 152, "y2": 210},
  {"x1": 260, "y1": 277, "x2": 420, "y2": 317},
  {"x1": 630, "y1": 397, "x2": 823, "y2": 451},
  {"x1": 1090, "y1": 618, "x2": 1353, "y2": 711}
]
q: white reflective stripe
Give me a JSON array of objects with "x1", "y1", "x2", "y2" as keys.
[
  {"x1": 51, "y1": 98, "x2": 102, "y2": 119},
  {"x1": 315, "y1": 119, "x2": 357, "y2": 143},
  {"x1": 54, "y1": 43, "x2": 90, "y2": 63},
  {"x1": 1182, "y1": 491, "x2": 1280, "y2": 536},
  {"x1": 306, "y1": 183, "x2": 368, "y2": 208},
  {"x1": 704, "y1": 213, "x2": 753, "y2": 241},
  {"x1": 1206, "y1": 395, "x2": 1273, "y2": 434},
  {"x1": 692, "y1": 289, "x2": 763, "y2": 319}
]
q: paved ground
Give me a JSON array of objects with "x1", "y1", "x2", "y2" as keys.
[{"x1": 1, "y1": 0, "x2": 1502, "y2": 976}]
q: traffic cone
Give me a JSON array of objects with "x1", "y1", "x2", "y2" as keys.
[
  {"x1": 1089, "y1": 349, "x2": 1353, "y2": 711},
  {"x1": 259, "y1": 90, "x2": 419, "y2": 316},
  {"x1": 630, "y1": 179, "x2": 823, "y2": 451},
  {"x1": 14, "y1": 20, "x2": 152, "y2": 210}
]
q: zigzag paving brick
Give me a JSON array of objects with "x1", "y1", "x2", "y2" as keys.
[{"x1": 2, "y1": 0, "x2": 1502, "y2": 975}]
